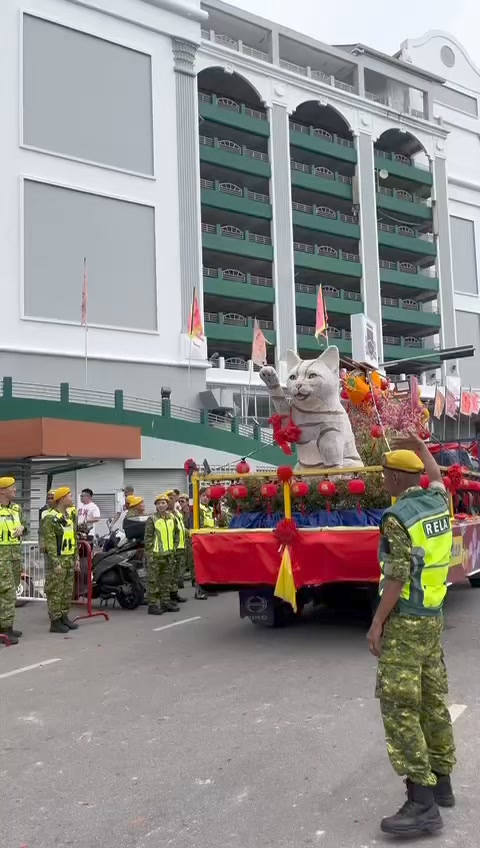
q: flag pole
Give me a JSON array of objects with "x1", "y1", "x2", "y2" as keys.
[
  {"x1": 457, "y1": 387, "x2": 462, "y2": 443},
  {"x1": 186, "y1": 287, "x2": 196, "y2": 406},
  {"x1": 82, "y1": 257, "x2": 88, "y2": 401},
  {"x1": 468, "y1": 387, "x2": 472, "y2": 439}
]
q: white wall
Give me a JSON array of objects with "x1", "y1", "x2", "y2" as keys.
[{"x1": 0, "y1": 0, "x2": 201, "y2": 369}]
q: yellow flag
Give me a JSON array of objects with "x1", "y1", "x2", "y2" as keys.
[{"x1": 274, "y1": 546, "x2": 297, "y2": 612}]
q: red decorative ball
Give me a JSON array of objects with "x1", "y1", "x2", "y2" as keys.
[
  {"x1": 420, "y1": 474, "x2": 430, "y2": 489},
  {"x1": 340, "y1": 389, "x2": 349, "y2": 400},
  {"x1": 236, "y1": 460, "x2": 251, "y2": 474},
  {"x1": 370, "y1": 424, "x2": 383, "y2": 439},
  {"x1": 206, "y1": 484, "x2": 226, "y2": 500},
  {"x1": 277, "y1": 465, "x2": 294, "y2": 482},
  {"x1": 318, "y1": 480, "x2": 337, "y2": 497},
  {"x1": 348, "y1": 478, "x2": 366, "y2": 496},
  {"x1": 228, "y1": 484, "x2": 248, "y2": 500},
  {"x1": 260, "y1": 482, "x2": 278, "y2": 499},
  {"x1": 291, "y1": 481, "x2": 309, "y2": 498}
]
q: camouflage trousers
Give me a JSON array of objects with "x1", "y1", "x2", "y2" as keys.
[
  {"x1": 11, "y1": 549, "x2": 22, "y2": 595},
  {"x1": 376, "y1": 613, "x2": 456, "y2": 786},
  {"x1": 0, "y1": 555, "x2": 16, "y2": 631},
  {"x1": 147, "y1": 555, "x2": 173, "y2": 606},
  {"x1": 45, "y1": 556, "x2": 75, "y2": 621},
  {"x1": 184, "y1": 535, "x2": 194, "y2": 582},
  {"x1": 171, "y1": 550, "x2": 186, "y2": 593}
]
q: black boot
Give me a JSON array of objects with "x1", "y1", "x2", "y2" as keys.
[
  {"x1": 9, "y1": 628, "x2": 23, "y2": 637},
  {"x1": 195, "y1": 587, "x2": 208, "y2": 600},
  {"x1": 3, "y1": 630, "x2": 19, "y2": 645},
  {"x1": 433, "y1": 773, "x2": 455, "y2": 807},
  {"x1": 148, "y1": 605, "x2": 164, "y2": 615},
  {"x1": 381, "y1": 780, "x2": 443, "y2": 837},
  {"x1": 50, "y1": 619, "x2": 69, "y2": 634},
  {"x1": 62, "y1": 615, "x2": 79, "y2": 630},
  {"x1": 162, "y1": 600, "x2": 179, "y2": 613},
  {"x1": 171, "y1": 592, "x2": 187, "y2": 604}
]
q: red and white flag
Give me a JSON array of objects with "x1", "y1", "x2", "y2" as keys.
[
  {"x1": 433, "y1": 387, "x2": 445, "y2": 420},
  {"x1": 460, "y1": 390, "x2": 474, "y2": 416},
  {"x1": 81, "y1": 257, "x2": 88, "y2": 327},
  {"x1": 315, "y1": 284, "x2": 328, "y2": 340},
  {"x1": 445, "y1": 389, "x2": 457, "y2": 419},
  {"x1": 251, "y1": 318, "x2": 267, "y2": 367}
]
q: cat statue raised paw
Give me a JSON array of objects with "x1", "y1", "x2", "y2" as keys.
[{"x1": 260, "y1": 347, "x2": 362, "y2": 470}]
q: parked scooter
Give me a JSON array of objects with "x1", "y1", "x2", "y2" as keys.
[{"x1": 92, "y1": 531, "x2": 146, "y2": 609}]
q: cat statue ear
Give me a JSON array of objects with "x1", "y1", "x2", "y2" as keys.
[
  {"x1": 316, "y1": 345, "x2": 340, "y2": 376},
  {"x1": 285, "y1": 349, "x2": 301, "y2": 372}
]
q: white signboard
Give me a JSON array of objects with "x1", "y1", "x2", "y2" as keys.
[{"x1": 351, "y1": 313, "x2": 379, "y2": 369}]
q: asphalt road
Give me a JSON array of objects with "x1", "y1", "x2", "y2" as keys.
[{"x1": 1, "y1": 584, "x2": 479, "y2": 848}]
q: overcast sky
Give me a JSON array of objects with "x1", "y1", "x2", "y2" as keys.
[{"x1": 232, "y1": 0, "x2": 480, "y2": 64}]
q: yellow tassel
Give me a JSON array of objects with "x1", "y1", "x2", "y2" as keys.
[{"x1": 274, "y1": 546, "x2": 297, "y2": 612}]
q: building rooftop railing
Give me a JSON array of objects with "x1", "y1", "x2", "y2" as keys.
[{"x1": 201, "y1": 29, "x2": 271, "y2": 64}]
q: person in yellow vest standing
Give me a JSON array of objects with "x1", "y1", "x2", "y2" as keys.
[
  {"x1": 166, "y1": 491, "x2": 188, "y2": 605},
  {"x1": 0, "y1": 476, "x2": 26, "y2": 644},
  {"x1": 367, "y1": 432, "x2": 456, "y2": 839},
  {"x1": 195, "y1": 489, "x2": 216, "y2": 600},
  {"x1": 144, "y1": 494, "x2": 179, "y2": 615},
  {"x1": 41, "y1": 487, "x2": 80, "y2": 634}
]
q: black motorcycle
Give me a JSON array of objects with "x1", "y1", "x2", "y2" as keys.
[{"x1": 92, "y1": 535, "x2": 146, "y2": 610}]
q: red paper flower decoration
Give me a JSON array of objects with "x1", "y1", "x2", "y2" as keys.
[
  {"x1": 448, "y1": 464, "x2": 463, "y2": 493},
  {"x1": 236, "y1": 460, "x2": 251, "y2": 474},
  {"x1": 370, "y1": 424, "x2": 383, "y2": 439},
  {"x1": 273, "y1": 518, "x2": 300, "y2": 547},
  {"x1": 269, "y1": 414, "x2": 302, "y2": 455},
  {"x1": 277, "y1": 465, "x2": 294, "y2": 482},
  {"x1": 443, "y1": 475, "x2": 451, "y2": 491}
]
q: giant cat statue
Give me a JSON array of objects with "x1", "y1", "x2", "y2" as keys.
[{"x1": 260, "y1": 346, "x2": 363, "y2": 470}]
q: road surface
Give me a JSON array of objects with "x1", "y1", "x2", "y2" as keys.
[{"x1": 1, "y1": 585, "x2": 479, "y2": 848}]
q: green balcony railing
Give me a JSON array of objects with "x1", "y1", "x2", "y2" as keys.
[
  {"x1": 294, "y1": 240, "x2": 362, "y2": 277},
  {"x1": 200, "y1": 178, "x2": 272, "y2": 219},
  {"x1": 376, "y1": 184, "x2": 432, "y2": 220},
  {"x1": 292, "y1": 201, "x2": 359, "y2": 238},
  {"x1": 290, "y1": 121, "x2": 357, "y2": 163},
  {"x1": 295, "y1": 283, "x2": 363, "y2": 316},
  {"x1": 374, "y1": 150, "x2": 433, "y2": 185},
  {"x1": 198, "y1": 92, "x2": 270, "y2": 137},
  {"x1": 202, "y1": 222, "x2": 273, "y2": 260},
  {"x1": 199, "y1": 134, "x2": 271, "y2": 177},
  {"x1": 379, "y1": 259, "x2": 439, "y2": 292},
  {"x1": 377, "y1": 222, "x2": 436, "y2": 257},
  {"x1": 205, "y1": 312, "x2": 276, "y2": 344},
  {"x1": 203, "y1": 266, "x2": 275, "y2": 304}
]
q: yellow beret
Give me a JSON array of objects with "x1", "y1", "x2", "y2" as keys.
[
  {"x1": 53, "y1": 486, "x2": 71, "y2": 502},
  {"x1": 165, "y1": 490, "x2": 175, "y2": 497},
  {"x1": 383, "y1": 450, "x2": 425, "y2": 473},
  {"x1": 179, "y1": 493, "x2": 189, "y2": 500},
  {"x1": 154, "y1": 493, "x2": 169, "y2": 503},
  {"x1": 0, "y1": 476, "x2": 15, "y2": 489},
  {"x1": 126, "y1": 495, "x2": 143, "y2": 508}
]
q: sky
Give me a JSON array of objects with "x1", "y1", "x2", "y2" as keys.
[{"x1": 231, "y1": 0, "x2": 480, "y2": 65}]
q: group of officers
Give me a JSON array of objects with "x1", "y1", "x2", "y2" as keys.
[
  {"x1": 122, "y1": 487, "x2": 217, "y2": 613},
  {"x1": 0, "y1": 479, "x2": 219, "y2": 643}
]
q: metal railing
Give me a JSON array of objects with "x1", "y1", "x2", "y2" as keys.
[
  {"x1": 201, "y1": 223, "x2": 272, "y2": 245},
  {"x1": 375, "y1": 148, "x2": 430, "y2": 172},
  {"x1": 291, "y1": 201, "x2": 356, "y2": 224},
  {"x1": 379, "y1": 259, "x2": 437, "y2": 278},
  {"x1": 289, "y1": 121, "x2": 354, "y2": 148},
  {"x1": 198, "y1": 91, "x2": 267, "y2": 122},
  {"x1": 199, "y1": 134, "x2": 269, "y2": 162},
  {"x1": 290, "y1": 159, "x2": 352, "y2": 185},
  {"x1": 201, "y1": 29, "x2": 271, "y2": 63},
  {"x1": 203, "y1": 266, "x2": 273, "y2": 288},
  {"x1": 12, "y1": 382, "x2": 61, "y2": 401},
  {"x1": 200, "y1": 178, "x2": 270, "y2": 204},
  {"x1": 280, "y1": 60, "x2": 355, "y2": 93},
  {"x1": 293, "y1": 241, "x2": 360, "y2": 263},
  {"x1": 376, "y1": 185, "x2": 430, "y2": 206}
]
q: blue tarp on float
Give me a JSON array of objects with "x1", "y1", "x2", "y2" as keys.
[{"x1": 229, "y1": 509, "x2": 385, "y2": 529}]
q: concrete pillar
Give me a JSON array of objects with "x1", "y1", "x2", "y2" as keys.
[
  {"x1": 172, "y1": 39, "x2": 203, "y2": 330},
  {"x1": 356, "y1": 131, "x2": 384, "y2": 363},
  {"x1": 269, "y1": 102, "x2": 297, "y2": 362},
  {"x1": 433, "y1": 155, "x2": 457, "y2": 374}
]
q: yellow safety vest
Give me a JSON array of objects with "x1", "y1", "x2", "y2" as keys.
[
  {"x1": 44, "y1": 508, "x2": 76, "y2": 557},
  {"x1": 174, "y1": 513, "x2": 185, "y2": 550},
  {"x1": 153, "y1": 515, "x2": 175, "y2": 555},
  {"x1": 200, "y1": 504, "x2": 215, "y2": 528},
  {"x1": 0, "y1": 505, "x2": 22, "y2": 546},
  {"x1": 379, "y1": 488, "x2": 452, "y2": 616}
]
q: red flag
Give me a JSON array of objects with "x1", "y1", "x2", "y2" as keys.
[
  {"x1": 433, "y1": 387, "x2": 445, "y2": 420},
  {"x1": 445, "y1": 389, "x2": 457, "y2": 419},
  {"x1": 315, "y1": 284, "x2": 328, "y2": 340},
  {"x1": 472, "y1": 394, "x2": 480, "y2": 415},
  {"x1": 188, "y1": 287, "x2": 204, "y2": 342},
  {"x1": 251, "y1": 319, "x2": 267, "y2": 367},
  {"x1": 81, "y1": 257, "x2": 88, "y2": 326},
  {"x1": 461, "y1": 391, "x2": 473, "y2": 416}
]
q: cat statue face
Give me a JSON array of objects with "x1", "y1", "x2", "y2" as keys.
[{"x1": 284, "y1": 347, "x2": 342, "y2": 412}]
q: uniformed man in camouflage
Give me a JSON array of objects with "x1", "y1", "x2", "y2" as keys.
[
  {"x1": 144, "y1": 494, "x2": 179, "y2": 614},
  {"x1": 0, "y1": 477, "x2": 28, "y2": 602},
  {"x1": 367, "y1": 432, "x2": 456, "y2": 838},
  {"x1": 42, "y1": 486, "x2": 80, "y2": 633},
  {"x1": 0, "y1": 476, "x2": 26, "y2": 644},
  {"x1": 166, "y1": 491, "x2": 188, "y2": 604}
]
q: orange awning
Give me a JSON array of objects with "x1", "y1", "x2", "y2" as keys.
[{"x1": 0, "y1": 418, "x2": 141, "y2": 460}]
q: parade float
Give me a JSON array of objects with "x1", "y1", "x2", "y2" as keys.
[{"x1": 190, "y1": 348, "x2": 480, "y2": 626}]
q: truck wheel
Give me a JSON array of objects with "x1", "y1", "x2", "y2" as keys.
[
  {"x1": 250, "y1": 600, "x2": 301, "y2": 628},
  {"x1": 468, "y1": 576, "x2": 480, "y2": 588}
]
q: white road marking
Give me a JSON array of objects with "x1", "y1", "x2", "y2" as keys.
[
  {"x1": 153, "y1": 616, "x2": 201, "y2": 632},
  {"x1": 0, "y1": 658, "x2": 61, "y2": 680},
  {"x1": 449, "y1": 703, "x2": 467, "y2": 723}
]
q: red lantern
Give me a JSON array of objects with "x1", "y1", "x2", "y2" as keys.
[
  {"x1": 291, "y1": 481, "x2": 309, "y2": 498},
  {"x1": 348, "y1": 477, "x2": 366, "y2": 513},
  {"x1": 206, "y1": 484, "x2": 226, "y2": 501},
  {"x1": 277, "y1": 465, "x2": 294, "y2": 482},
  {"x1": 318, "y1": 480, "x2": 337, "y2": 497},
  {"x1": 261, "y1": 482, "x2": 278, "y2": 498},
  {"x1": 420, "y1": 474, "x2": 430, "y2": 489},
  {"x1": 228, "y1": 484, "x2": 248, "y2": 500},
  {"x1": 236, "y1": 460, "x2": 250, "y2": 474},
  {"x1": 370, "y1": 424, "x2": 383, "y2": 439},
  {"x1": 348, "y1": 478, "x2": 366, "y2": 496},
  {"x1": 443, "y1": 475, "x2": 451, "y2": 491}
]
